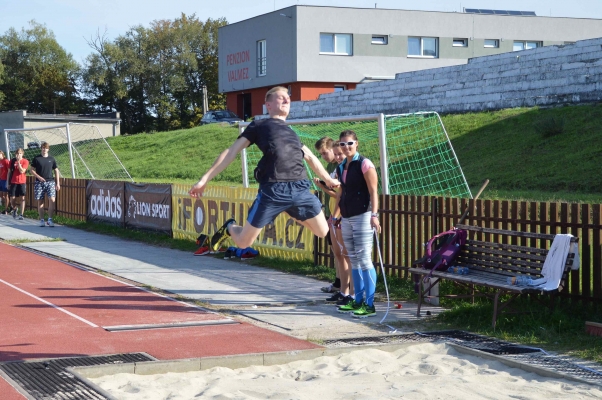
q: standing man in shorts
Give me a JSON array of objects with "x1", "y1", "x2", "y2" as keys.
[
  {"x1": 0, "y1": 150, "x2": 10, "y2": 214},
  {"x1": 31, "y1": 142, "x2": 61, "y2": 227},
  {"x1": 189, "y1": 86, "x2": 340, "y2": 251},
  {"x1": 6, "y1": 148, "x2": 28, "y2": 220}
]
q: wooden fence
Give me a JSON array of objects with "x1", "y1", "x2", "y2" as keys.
[
  {"x1": 315, "y1": 194, "x2": 602, "y2": 304},
  {"x1": 17, "y1": 178, "x2": 602, "y2": 303},
  {"x1": 25, "y1": 176, "x2": 87, "y2": 221}
]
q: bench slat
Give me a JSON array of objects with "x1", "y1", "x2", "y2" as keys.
[
  {"x1": 459, "y1": 253, "x2": 546, "y2": 270},
  {"x1": 457, "y1": 224, "x2": 579, "y2": 242},
  {"x1": 466, "y1": 239, "x2": 549, "y2": 256},
  {"x1": 464, "y1": 244, "x2": 547, "y2": 262}
]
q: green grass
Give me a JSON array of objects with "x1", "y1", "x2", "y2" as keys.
[{"x1": 107, "y1": 104, "x2": 602, "y2": 203}]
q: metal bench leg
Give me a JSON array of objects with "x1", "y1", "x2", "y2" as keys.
[
  {"x1": 417, "y1": 278, "x2": 424, "y2": 317},
  {"x1": 492, "y1": 290, "x2": 501, "y2": 329}
]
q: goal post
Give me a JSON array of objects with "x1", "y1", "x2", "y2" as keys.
[
  {"x1": 239, "y1": 112, "x2": 472, "y2": 198},
  {"x1": 3, "y1": 123, "x2": 133, "y2": 182}
]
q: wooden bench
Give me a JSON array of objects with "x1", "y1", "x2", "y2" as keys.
[{"x1": 409, "y1": 224, "x2": 579, "y2": 328}]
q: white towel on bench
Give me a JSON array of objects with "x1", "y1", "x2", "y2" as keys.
[{"x1": 530, "y1": 234, "x2": 577, "y2": 291}]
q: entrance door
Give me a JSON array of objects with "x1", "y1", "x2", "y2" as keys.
[{"x1": 242, "y1": 93, "x2": 252, "y2": 121}]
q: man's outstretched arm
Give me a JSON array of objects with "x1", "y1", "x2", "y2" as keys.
[
  {"x1": 301, "y1": 145, "x2": 340, "y2": 188},
  {"x1": 189, "y1": 137, "x2": 251, "y2": 198}
]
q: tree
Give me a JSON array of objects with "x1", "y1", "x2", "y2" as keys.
[
  {"x1": 80, "y1": 14, "x2": 226, "y2": 133},
  {"x1": 0, "y1": 21, "x2": 84, "y2": 114}
]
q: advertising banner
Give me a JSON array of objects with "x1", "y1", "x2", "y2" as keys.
[
  {"x1": 86, "y1": 180, "x2": 125, "y2": 226},
  {"x1": 171, "y1": 184, "x2": 314, "y2": 261},
  {"x1": 125, "y1": 183, "x2": 172, "y2": 234}
]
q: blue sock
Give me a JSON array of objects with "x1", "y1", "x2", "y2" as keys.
[
  {"x1": 362, "y1": 268, "x2": 377, "y2": 307},
  {"x1": 352, "y1": 268, "x2": 364, "y2": 304}
]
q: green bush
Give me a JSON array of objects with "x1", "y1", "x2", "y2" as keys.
[{"x1": 533, "y1": 115, "x2": 565, "y2": 138}]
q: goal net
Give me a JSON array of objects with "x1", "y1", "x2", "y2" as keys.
[
  {"x1": 3, "y1": 123, "x2": 132, "y2": 181},
  {"x1": 240, "y1": 112, "x2": 471, "y2": 198}
]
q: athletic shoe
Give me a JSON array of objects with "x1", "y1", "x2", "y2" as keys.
[
  {"x1": 337, "y1": 298, "x2": 362, "y2": 314},
  {"x1": 12, "y1": 209, "x2": 17, "y2": 219},
  {"x1": 321, "y1": 284, "x2": 340, "y2": 293},
  {"x1": 224, "y1": 249, "x2": 234, "y2": 259},
  {"x1": 196, "y1": 234, "x2": 208, "y2": 247},
  {"x1": 39, "y1": 219, "x2": 45, "y2": 227},
  {"x1": 210, "y1": 218, "x2": 236, "y2": 251},
  {"x1": 326, "y1": 292, "x2": 345, "y2": 303},
  {"x1": 47, "y1": 219, "x2": 54, "y2": 227},
  {"x1": 1, "y1": 210, "x2": 6, "y2": 215},
  {"x1": 18, "y1": 215, "x2": 23, "y2": 220},
  {"x1": 352, "y1": 302, "x2": 376, "y2": 318},
  {"x1": 194, "y1": 246, "x2": 210, "y2": 256},
  {"x1": 336, "y1": 295, "x2": 354, "y2": 306}
]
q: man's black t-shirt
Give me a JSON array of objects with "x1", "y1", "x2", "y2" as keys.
[
  {"x1": 31, "y1": 155, "x2": 58, "y2": 181},
  {"x1": 239, "y1": 118, "x2": 307, "y2": 184}
]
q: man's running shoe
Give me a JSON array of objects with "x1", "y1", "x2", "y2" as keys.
[
  {"x1": 40, "y1": 219, "x2": 45, "y2": 227},
  {"x1": 196, "y1": 234, "x2": 208, "y2": 247},
  {"x1": 223, "y1": 249, "x2": 234, "y2": 259},
  {"x1": 337, "y1": 298, "x2": 362, "y2": 314},
  {"x1": 194, "y1": 246, "x2": 210, "y2": 256},
  {"x1": 47, "y1": 219, "x2": 54, "y2": 227},
  {"x1": 352, "y1": 302, "x2": 376, "y2": 318},
  {"x1": 321, "y1": 284, "x2": 340, "y2": 293},
  {"x1": 326, "y1": 292, "x2": 345, "y2": 303},
  {"x1": 12, "y1": 209, "x2": 17, "y2": 219},
  {"x1": 210, "y1": 218, "x2": 235, "y2": 252},
  {"x1": 17, "y1": 215, "x2": 23, "y2": 220}
]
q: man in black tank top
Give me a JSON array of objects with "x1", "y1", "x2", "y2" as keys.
[{"x1": 189, "y1": 86, "x2": 340, "y2": 251}]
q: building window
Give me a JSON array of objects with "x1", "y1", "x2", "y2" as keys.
[
  {"x1": 257, "y1": 40, "x2": 266, "y2": 76},
  {"x1": 484, "y1": 39, "x2": 499, "y2": 48},
  {"x1": 320, "y1": 33, "x2": 353, "y2": 55},
  {"x1": 513, "y1": 40, "x2": 542, "y2": 51},
  {"x1": 453, "y1": 38, "x2": 468, "y2": 47},
  {"x1": 334, "y1": 85, "x2": 346, "y2": 92},
  {"x1": 408, "y1": 37, "x2": 438, "y2": 57},
  {"x1": 372, "y1": 35, "x2": 388, "y2": 45}
]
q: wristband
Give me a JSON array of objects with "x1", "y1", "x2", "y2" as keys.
[{"x1": 371, "y1": 213, "x2": 379, "y2": 218}]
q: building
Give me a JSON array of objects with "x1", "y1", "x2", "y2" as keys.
[
  {"x1": 0, "y1": 110, "x2": 121, "y2": 154},
  {"x1": 218, "y1": 5, "x2": 602, "y2": 118}
]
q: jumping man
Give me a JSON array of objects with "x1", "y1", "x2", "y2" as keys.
[{"x1": 189, "y1": 86, "x2": 340, "y2": 251}]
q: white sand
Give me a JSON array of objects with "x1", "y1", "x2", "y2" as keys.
[{"x1": 91, "y1": 343, "x2": 602, "y2": 400}]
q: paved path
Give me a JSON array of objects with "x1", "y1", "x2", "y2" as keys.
[{"x1": 0, "y1": 214, "x2": 444, "y2": 341}]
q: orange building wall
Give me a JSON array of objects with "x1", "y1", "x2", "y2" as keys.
[{"x1": 225, "y1": 82, "x2": 357, "y2": 119}]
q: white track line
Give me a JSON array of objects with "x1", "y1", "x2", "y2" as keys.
[{"x1": 0, "y1": 278, "x2": 98, "y2": 328}]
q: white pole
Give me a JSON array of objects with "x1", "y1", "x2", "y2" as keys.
[
  {"x1": 3, "y1": 130, "x2": 9, "y2": 159},
  {"x1": 65, "y1": 124, "x2": 76, "y2": 178},
  {"x1": 240, "y1": 124, "x2": 249, "y2": 188},
  {"x1": 377, "y1": 113, "x2": 390, "y2": 195}
]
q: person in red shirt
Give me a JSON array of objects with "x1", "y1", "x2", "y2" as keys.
[
  {"x1": 0, "y1": 150, "x2": 10, "y2": 214},
  {"x1": 6, "y1": 148, "x2": 29, "y2": 220}
]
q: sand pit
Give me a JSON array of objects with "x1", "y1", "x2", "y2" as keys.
[{"x1": 91, "y1": 343, "x2": 601, "y2": 399}]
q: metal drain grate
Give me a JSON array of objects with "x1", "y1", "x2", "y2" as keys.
[
  {"x1": 0, "y1": 352, "x2": 155, "y2": 399},
  {"x1": 323, "y1": 330, "x2": 602, "y2": 384}
]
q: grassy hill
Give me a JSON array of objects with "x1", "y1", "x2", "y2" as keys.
[{"x1": 106, "y1": 103, "x2": 602, "y2": 203}]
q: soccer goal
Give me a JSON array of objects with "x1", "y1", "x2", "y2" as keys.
[
  {"x1": 3, "y1": 123, "x2": 132, "y2": 181},
  {"x1": 239, "y1": 112, "x2": 472, "y2": 198}
]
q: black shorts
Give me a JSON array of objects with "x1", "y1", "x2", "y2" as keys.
[
  {"x1": 9, "y1": 183, "x2": 26, "y2": 197},
  {"x1": 247, "y1": 180, "x2": 323, "y2": 229}
]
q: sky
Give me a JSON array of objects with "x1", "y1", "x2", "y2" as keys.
[{"x1": 0, "y1": 0, "x2": 601, "y2": 63}]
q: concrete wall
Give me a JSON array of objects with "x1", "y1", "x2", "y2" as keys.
[{"x1": 288, "y1": 37, "x2": 602, "y2": 119}]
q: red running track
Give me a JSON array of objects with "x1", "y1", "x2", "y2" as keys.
[{"x1": 0, "y1": 242, "x2": 320, "y2": 399}]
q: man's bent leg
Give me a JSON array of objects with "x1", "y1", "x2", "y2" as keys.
[
  {"x1": 298, "y1": 211, "x2": 329, "y2": 238},
  {"x1": 229, "y1": 223, "x2": 262, "y2": 249},
  {"x1": 48, "y1": 197, "x2": 56, "y2": 219}
]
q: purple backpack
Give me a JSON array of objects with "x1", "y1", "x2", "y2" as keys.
[{"x1": 414, "y1": 228, "x2": 467, "y2": 271}]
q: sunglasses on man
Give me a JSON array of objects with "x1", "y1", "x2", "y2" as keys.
[{"x1": 337, "y1": 141, "x2": 356, "y2": 147}]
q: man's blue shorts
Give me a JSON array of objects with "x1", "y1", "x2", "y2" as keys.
[
  {"x1": 247, "y1": 180, "x2": 323, "y2": 228},
  {"x1": 0, "y1": 180, "x2": 7, "y2": 193}
]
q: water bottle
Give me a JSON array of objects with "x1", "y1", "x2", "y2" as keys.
[
  {"x1": 459, "y1": 267, "x2": 469, "y2": 275},
  {"x1": 447, "y1": 266, "x2": 457, "y2": 273},
  {"x1": 507, "y1": 276, "x2": 533, "y2": 286}
]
